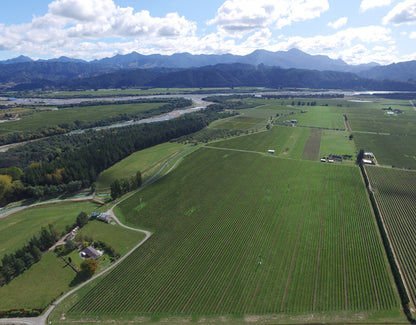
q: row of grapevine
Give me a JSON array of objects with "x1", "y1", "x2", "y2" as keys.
[
  {"x1": 366, "y1": 166, "x2": 416, "y2": 306},
  {"x1": 67, "y1": 149, "x2": 400, "y2": 319}
]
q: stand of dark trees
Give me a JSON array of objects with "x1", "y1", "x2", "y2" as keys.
[
  {"x1": 0, "y1": 98, "x2": 192, "y2": 146},
  {"x1": 0, "y1": 105, "x2": 234, "y2": 204},
  {"x1": 0, "y1": 225, "x2": 59, "y2": 286},
  {"x1": 110, "y1": 171, "x2": 142, "y2": 199}
]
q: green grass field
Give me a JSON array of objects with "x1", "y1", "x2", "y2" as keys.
[
  {"x1": 0, "y1": 102, "x2": 163, "y2": 134},
  {"x1": 0, "y1": 213, "x2": 145, "y2": 310},
  {"x1": 319, "y1": 130, "x2": 356, "y2": 160},
  {"x1": 211, "y1": 116, "x2": 266, "y2": 130},
  {"x1": 60, "y1": 146, "x2": 401, "y2": 321},
  {"x1": 79, "y1": 220, "x2": 145, "y2": 256},
  {"x1": 96, "y1": 142, "x2": 190, "y2": 191},
  {"x1": 0, "y1": 201, "x2": 101, "y2": 260},
  {"x1": 0, "y1": 252, "x2": 75, "y2": 309}
]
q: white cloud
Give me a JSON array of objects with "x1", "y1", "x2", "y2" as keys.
[
  {"x1": 262, "y1": 26, "x2": 393, "y2": 64},
  {"x1": 410, "y1": 31, "x2": 416, "y2": 38},
  {"x1": 383, "y1": 0, "x2": 416, "y2": 25},
  {"x1": 360, "y1": 0, "x2": 393, "y2": 12},
  {"x1": 209, "y1": 0, "x2": 329, "y2": 36},
  {"x1": 327, "y1": 17, "x2": 348, "y2": 29},
  {"x1": 0, "y1": 0, "x2": 198, "y2": 60}
]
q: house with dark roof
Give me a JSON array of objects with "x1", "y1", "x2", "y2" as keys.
[{"x1": 80, "y1": 246, "x2": 103, "y2": 260}]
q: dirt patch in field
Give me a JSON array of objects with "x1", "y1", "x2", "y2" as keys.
[{"x1": 301, "y1": 129, "x2": 322, "y2": 161}]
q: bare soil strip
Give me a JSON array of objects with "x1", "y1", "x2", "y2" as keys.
[{"x1": 301, "y1": 129, "x2": 322, "y2": 161}]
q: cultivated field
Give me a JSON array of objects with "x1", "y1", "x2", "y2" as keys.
[
  {"x1": 96, "y1": 142, "x2": 190, "y2": 191},
  {"x1": 61, "y1": 147, "x2": 401, "y2": 321},
  {"x1": 365, "y1": 165, "x2": 416, "y2": 307}
]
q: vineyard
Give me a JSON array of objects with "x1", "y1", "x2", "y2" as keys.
[
  {"x1": 365, "y1": 166, "x2": 416, "y2": 307},
  {"x1": 64, "y1": 148, "x2": 400, "y2": 320},
  {"x1": 209, "y1": 126, "x2": 310, "y2": 159}
]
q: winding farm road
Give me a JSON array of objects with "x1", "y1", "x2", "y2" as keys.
[
  {"x1": 0, "y1": 145, "x2": 195, "y2": 325},
  {"x1": 0, "y1": 197, "x2": 152, "y2": 325}
]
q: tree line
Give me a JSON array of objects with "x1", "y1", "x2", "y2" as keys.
[
  {"x1": 0, "y1": 104, "x2": 233, "y2": 204},
  {"x1": 0, "y1": 225, "x2": 59, "y2": 286},
  {"x1": 110, "y1": 171, "x2": 142, "y2": 200},
  {"x1": 0, "y1": 98, "x2": 192, "y2": 146}
]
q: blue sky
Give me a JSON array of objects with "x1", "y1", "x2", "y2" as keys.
[{"x1": 0, "y1": 0, "x2": 415, "y2": 65}]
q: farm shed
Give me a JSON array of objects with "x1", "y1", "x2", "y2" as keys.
[
  {"x1": 364, "y1": 152, "x2": 374, "y2": 159},
  {"x1": 97, "y1": 213, "x2": 111, "y2": 223},
  {"x1": 80, "y1": 246, "x2": 103, "y2": 260},
  {"x1": 362, "y1": 159, "x2": 374, "y2": 165}
]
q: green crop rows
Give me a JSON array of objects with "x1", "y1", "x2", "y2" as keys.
[
  {"x1": 366, "y1": 166, "x2": 416, "y2": 306},
  {"x1": 66, "y1": 148, "x2": 399, "y2": 318}
]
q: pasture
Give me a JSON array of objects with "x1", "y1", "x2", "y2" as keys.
[
  {"x1": 0, "y1": 201, "x2": 101, "y2": 260},
  {"x1": 0, "y1": 209, "x2": 145, "y2": 310},
  {"x1": 0, "y1": 102, "x2": 163, "y2": 134},
  {"x1": 365, "y1": 165, "x2": 416, "y2": 307},
  {"x1": 96, "y1": 142, "x2": 190, "y2": 191},
  {"x1": 62, "y1": 147, "x2": 401, "y2": 321}
]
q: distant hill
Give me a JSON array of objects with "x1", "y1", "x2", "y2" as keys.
[
  {"x1": 358, "y1": 60, "x2": 416, "y2": 82},
  {"x1": 58, "y1": 63, "x2": 416, "y2": 92},
  {"x1": 92, "y1": 48, "x2": 373, "y2": 72},
  {"x1": 1, "y1": 49, "x2": 416, "y2": 90},
  {"x1": 0, "y1": 55, "x2": 33, "y2": 65}
]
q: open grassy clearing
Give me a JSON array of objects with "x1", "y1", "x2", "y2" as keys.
[
  {"x1": 319, "y1": 130, "x2": 356, "y2": 160},
  {"x1": 209, "y1": 126, "x2": 311, "y2": 160},
  {"x1": 96, "y1": 142, "x2": 190, "y2": 191},
  {"x1": 366, "y1": 166, "x2": 416, "y2": 307},
  {"x1": 0, "y1": 251, "x2": 75, "y2": 309},
  {"x1": 58, "y1": 146, "x2": 401, "y2": 322},
  {"x1": 0, "y1": 102, "x2": 163, "y2": 134},
  {"x1": 279, "y1": 106, "x2": 346, "y2": 130},
  {"x1": 0, "y1": 213, "x2": 145, "y2": 310},
  {"x1": 79, "y1": 220, "x2": 146, "y2": 256},
  {"x1": 0, "y1": 201, "x2": 101, "y2": 260},
  {"x1": 211, "y1": 116, "x2": 266, "y2": 130}
]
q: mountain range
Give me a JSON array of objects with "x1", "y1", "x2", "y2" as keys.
[{"x1": 0, "y1": 49, "x2": 415, "y2": 90}]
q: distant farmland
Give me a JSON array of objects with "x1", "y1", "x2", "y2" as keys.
[{"x1": 66, "y1": 148, "x2": 400, "y2": 319}]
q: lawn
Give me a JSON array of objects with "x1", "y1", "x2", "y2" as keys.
[
  {"x1": 0, "y1": 201, "x2": 101, "y2": 260},
  {"x1": 78, "y1": 220, "x2": 146, "y2": 256},
  {"x1": 0, "y1": 251, "x2": 75, "y2": 309},
  {"x1": 0, "y1": 217, "x2": 145, "y2": 310},
  {"x1": 96, "y1": 142, "x2": 190, "y2": 191}
]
